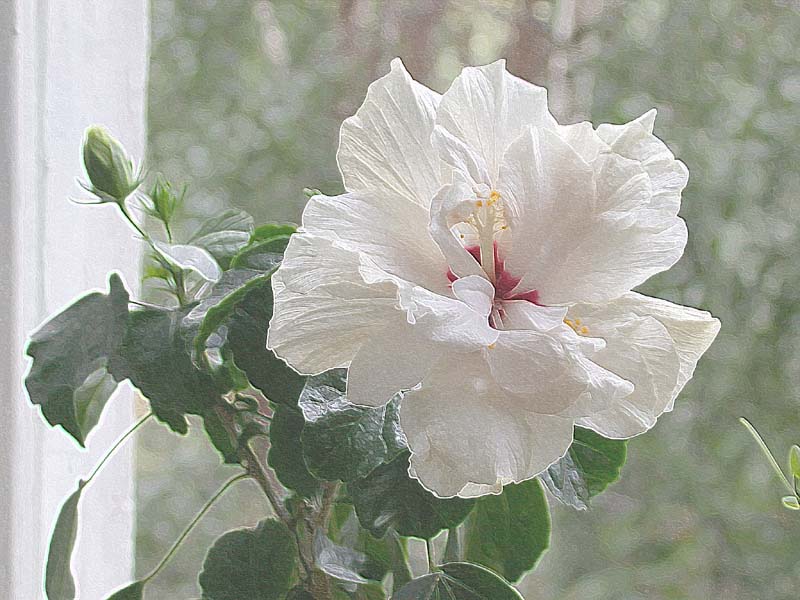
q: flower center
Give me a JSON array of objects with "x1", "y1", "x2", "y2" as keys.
[{"x1": 446, "y1": 190, "x2": 541, "y2": 329}]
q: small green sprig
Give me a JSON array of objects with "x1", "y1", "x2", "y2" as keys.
[{"x1": 740, "y1": 417, "x2": 800, "y2": 510}]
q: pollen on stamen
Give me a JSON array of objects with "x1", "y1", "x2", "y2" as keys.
[
  {"x1": 488, "y1": 190, "x2": 501, "y2": 205},
  {"x1": 487, "y1": 342, "x2": 496, "y2": 350},
  {"x1": 476, "y1": 200, "x2": 483, "y2": 207}
]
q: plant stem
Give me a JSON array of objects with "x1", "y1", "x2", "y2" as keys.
[
  {"x1": 85, "y1": 412, "x2": 152, "y2": 487},
  {"x1": 240, "y1": 442, "x2": 291, "y2": 522},
  {"x1": 142, "y1": 473, "x2": 248, "y2": 584},
  {"x1": 444, "y1": 526, "x2": 462, "y2": 563},
  {"x1": 426, "y1": 538, "x2": 436, "y2": 573},
  {"x1": 740, "y1": 417, "x2": 795, "y2": 494}
]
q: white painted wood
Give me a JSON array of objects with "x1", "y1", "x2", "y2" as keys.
[{"x1": 0, "y1": 0, "x2": 149, "y2": 597}]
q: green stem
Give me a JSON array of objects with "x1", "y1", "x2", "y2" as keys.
[
  {"x1": 426, "y1": 538, "x2": 436, "y2": 573},
  {"x1": 740, "y1": 417, "x2": 795, "y2": 494},
  {"x1": 444, "y1": 526, "x2": 462, "y2": 563},
  {"x1": 143, "y1": 473, "x2": 248, "y2": 584},
  {"x1": 85, "y1": 412, "x2": 152, "y2": 487}
]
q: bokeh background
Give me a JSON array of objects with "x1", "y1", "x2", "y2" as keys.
[{"x1": 135, "y1": 1, "x2": 800, "y2": 597}]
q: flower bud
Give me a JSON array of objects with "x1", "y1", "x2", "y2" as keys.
[{"x1": 81, "y1": 125, "x2": 140, "y2": 202}]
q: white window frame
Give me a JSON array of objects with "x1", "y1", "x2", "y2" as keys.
[{"x1": 1, "y1": 1, "x2": 148, "y2": 597}]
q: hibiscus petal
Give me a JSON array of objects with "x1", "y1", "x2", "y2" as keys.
[
  {"x1": 267, "y1": 233, "x2": 398, "y2": 374},
  {"x1": 500, "y1": 126, "x2": 687, "y2": 303},
  {"x1": 434, "y1": 60, "x2": 556, "y2": 186},
  {"x1": 401, "y1": 353, "x2": 574, "y2": 498},
  {"x1": 347, "y1": 324, "x2": 440, "y2": 408},
  {"x1": 427, "y1": 173, "x2": 486, "y2": 280},
  {"x1": 302, "y1": 191, "x2": 450, "y2": 294},
  {"x1": 485, "y1": 329, "x2": 633, "y2": 416},
  {"x1": 338, "y1": 58, "x2": 443, "y2": 208},
  {"x1": 571, "y1": 292, "x2": 719, "y2": 437},
  {"x1": 597, "y1": 110, "x2": 688, "y2": 215}
]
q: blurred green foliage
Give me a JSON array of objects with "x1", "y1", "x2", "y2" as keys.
[{"x1": 141, "y1": 0, "x2": 800, "y2": 597}]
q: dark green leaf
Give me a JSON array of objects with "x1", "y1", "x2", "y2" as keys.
[
  {"x1": 199, "y1": 520, "x2": 297, "y2": 600},
  {"x1": 464, "y1": 479, "x2": 550, "y2": 582},
  {"x1": 267, "y1": 405, "x2": 321, "y2": 497},
  {"x1": 230, "y1": 235, "x2": 291, "y2": 271},
  {"x1": 25, "y1": 273, "x2": 129, "y2": 446},
  {"x1": 388, "y1": 531, "x2": 412, "y2": 591},
  {"x1": 391, "y1": 562, "x2": 522, "y2": 600},
  {"x1": 314, "y1": 531, "x2": 373, "y2": 585},
  {"x1": 540, "y1": 427, "x2": 627, "y2": 510},
  {"x1": 192, "y1": 209, "x2": 255, "y2": 240},
  {"x1": 223, "y1": 268, "x2": 306, "y2": 407},
  {"x1": 300, "y1": 371, "x2": 406, "y2": 482},
  {"x1": 45, "y1": 481, "x2": 85, "y2": 600},
  {"x1": 348, "y1": 451, "x2": 475, "y2": 540},
  {"x1": 105, "y1": 581, "x2": 145, "y2": 599},
  {"x1": 202, "y1": 408, "x2": 240, "y2": 464},
  {"x1": 181, "y1": 268, "x2": 265, "y2": 361},
  {"x1": 286, "y1": 588, "x2": 315, "y2": 600},
  {"x1": 111, "y1": 307, "x2": 224, "y2": 434},
  {"x1": 328, "y1": 506, "x2": 392, "y2": 583},
  {"x1": 251, "y1": 222, "x2": 296, "y2": 242}
]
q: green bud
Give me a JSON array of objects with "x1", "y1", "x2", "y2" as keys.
[
  {"x1": 81, "y1": 125, "x2": 140, "y2": 202},
  {"x1": 790, "y1": 445, "x2": 800, "y2": 480},
  {"x1": 147, "y1": 176, "x2": 182, "y2": 225},
  {"x1": 782, "y1": 495, "x2": 800, "y2": 510}
]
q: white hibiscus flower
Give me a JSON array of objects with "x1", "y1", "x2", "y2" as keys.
[{"x1": 267, "y1": 59, "x2": 720, "y2": 498}]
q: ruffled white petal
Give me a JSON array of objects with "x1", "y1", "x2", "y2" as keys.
[
  {"x1": 485, "y1": 329, "x2": 633, "y2": 417},
  {"x1": 338, "y1": 58, "x2": 443, "y2": 208},
  {"x1": 302, "y1": 191, "x2": 450, "y2": 295},
  {"x1": 434, "y1": 60, "x2": 556, "y2": 187},
  {"x1": 572, "y1": 292, "x2": 719, "y2": 437},
  {"x1": 401, "y1": 352, "x2": 574, "y2": 498},
  {"x1": 428, "y1": 173, "x2": 486, "y2": 280},
  {"x1": 346, "y1": 323, "x2": 440, "y2": 408},
  {"x1": 597, "y1": 110, "x2": 688, "y2": 215},
  {"x1": 267, "y1": 233, "x2": 398, "y2": 374},
  {"x1": 347, "y1": 275, "x2": 496, "y2": 408},
  {"x1": 602, "y1": 292, "x2": 720, "y2": 409},
  {"x1": 500, "y1": 126, "x2": 687, "y2": 304}
]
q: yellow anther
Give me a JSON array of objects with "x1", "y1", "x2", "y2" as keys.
[
  {"x1": 476, "y1": 200, "x2": 483, "y2": 207},
  {"x1": 487, "y1": 342, "x2": 496, "y2": 350},
  {"x1": 564, "y1": 318, "x2": 589, "y2": 336},
  {"x1": 488, "y1": 190, "x2": 501, "y2": 205}
]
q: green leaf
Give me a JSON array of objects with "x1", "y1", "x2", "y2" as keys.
[
  {"x1": 230, "y1": 235, "x2": 291, "y2": 271},
  {"x1": 222, "y1": 267, "x2": 306, "y2": 407},
  {"x1": 267, "y1": 405, "x2": 321, "y2": 497},
  {"x1": 111, "y1": 307, "x2": 224, "y2": 434},
  {"x1": 202, "y1": 408, "x2": 240, "y2": 464},
  {"x1": 105, "y1": 581, "x2": 145, "y2": 599},
  {"x1": 464, "y1": 479, "x2": 550, "y2": 582},
  {"x1": 45, "y1": 481, "x2": 85, "y2": 600},
  {"x1": 153, "y1": 241, "x2": 222, "y2": 283},
  {"x1": 190, "y1": 209, "x2": 255, "y2": 268},
  {"x1": 790, "y1": 445, "x2": 800, "y2": 481},
  {"x1": 251, "y1": 222, "x2": 296, "y2": 242},
  {"x1": 299, "y1": 371, "x2": 406, "y2": 482},
  {"x1": 25, "y1": 273, "x2": 129, "y2": 446},
  {"x1": 328, "y1": 506, "x2": 393, "y2": 583},
  {"x1": 314, "y1": 531, "x2": 374, "y2": 585},
  {"x1": 181, "y1": 268, "x2": 265, "y2": 361},
  {"x1": 198, "y1": 519, "x2": 298, "y2": 600},
  {"x1": 348, "y1": 451, "x2": 475, "y2": 540},
  {"x1": 540, "y1": 427, "x2": 627, "y2": 510},
  {"x1": 391, "y1": 562, "x2": 522, "y2": 600}
]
